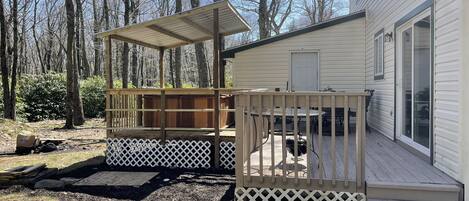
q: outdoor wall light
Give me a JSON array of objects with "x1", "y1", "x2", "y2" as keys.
[{"x1": 384, "y1": 32, "x2": 393, "y2": 42}]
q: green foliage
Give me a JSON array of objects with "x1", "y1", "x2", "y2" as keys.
[
  {"x1": 18, "y1": 74, "x2": 67, "y2": 122},
  {"x1": 81, "y1": 76, "x2": 106, "y2": 118}
]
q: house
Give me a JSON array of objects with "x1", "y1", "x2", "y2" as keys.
[
  {"x1": 223, "y1": 0, "x2": 469, "y2": 200},
  {"x1": 98, "y1": 0, "x2": 469, "y2": 200}
]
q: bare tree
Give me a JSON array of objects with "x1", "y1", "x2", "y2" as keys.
[
  {"x1": 0, "y1": 0, "x2": 10, "y2": 119},
  {"x1": 76, "y1": 0, "x2": 90, "y2": 78},
  {"x1": 10, "y1": 0, "x2": 19, "y2": 120},
  {"x1": 300, "y1": 0, "x2": 335, "y2": 24},
  {"x1": 190, "y1": 0, "x2": 209, "y2": 88},
  {"x1": 130, "y1": 0, "x2": 140, "y2": 87},
  {"x1": 174, "y1": 0, "x2": 182, "y2": 88},
  {"x1": 237, "y1": 0, "x2": 293, "y2": 39},
  {"x1": 92, "y1": 0, "x2": 102, "y2": 76},
  {"x1": 121, "y1": 0, "x2": 130, "y2": 88},
  {"x1": 64, "y1": 0, "x2": 75, "y2": 129}
]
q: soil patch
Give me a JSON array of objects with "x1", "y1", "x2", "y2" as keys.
[{"x1": 1, "y1": 164, "x2": 235, "y2": 201}]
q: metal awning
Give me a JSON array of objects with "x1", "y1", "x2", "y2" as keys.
[{"x1": 97, "y1": 0, "x2": 250, "y2": 49}]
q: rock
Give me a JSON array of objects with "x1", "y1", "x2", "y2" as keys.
[
  {"x1": 60, "y1": 177, "x2": 81, "y2": 186},
  {"x1": 34, "y1": 179, "x2": 65, "y2": 189}
]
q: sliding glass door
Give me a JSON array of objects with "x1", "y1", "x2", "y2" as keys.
[{"x1": 397, "y1": 10, "x2": 431, "y2": 154}]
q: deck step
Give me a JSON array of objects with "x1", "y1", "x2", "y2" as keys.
[{"x1": 366, "y1": 181, "x2": 461, "y2": 201}]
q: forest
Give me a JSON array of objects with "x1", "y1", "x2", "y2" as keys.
[{"x1": 0, "y1": 0, "x2": 345, "y2": 127}]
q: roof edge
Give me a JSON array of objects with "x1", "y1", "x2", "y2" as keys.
[{"x1": 222, "y1": 10, "x2": 366, "y2": 58}]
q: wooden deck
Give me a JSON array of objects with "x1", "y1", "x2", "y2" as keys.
[{"x1": 247, "y1": 129, "x2": 458, "y2": 185}]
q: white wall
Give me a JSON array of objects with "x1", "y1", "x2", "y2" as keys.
[
  {"x1": 351, "y1": 0, "x2": 463, "y2": 181},
  {"x1": 231, "y1": 18, "x2": 366, "y2": 91},
  {"x1": 433, "y1": 0, "x2": 463, "y2": 181},
  {"x1": 461, "y1": 0, "x2": 469, "y2": 199}
]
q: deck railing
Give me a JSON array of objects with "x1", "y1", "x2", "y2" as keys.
[
  {"x1": 234, "y1": 90, "x2": 369, "y2": 193},
  {"x1": 105, "y1": 88, "x2": 247, "y2": 167}
]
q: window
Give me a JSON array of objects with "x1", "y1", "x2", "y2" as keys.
[{"x1": 374, "y1": 29, "x2": 384, "y2": 80}]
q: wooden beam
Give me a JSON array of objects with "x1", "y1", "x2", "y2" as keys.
[
  {"x1": 109, "y1": 34, "x2": 160, "y2": 49},
  {"x1": 213, "y1": 8, "x2": 221, "y2": 169},
  {"x1": 147, "y1": 25, "x2": 194, "y2": 43},
  {"x1": 179, "y1": 17, "x2": 213, "y2": 36}
]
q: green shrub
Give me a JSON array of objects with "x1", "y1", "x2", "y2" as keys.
[
  {"x1": 18, "y1": 74, "x2": 67, "y2": 122},
  {"x1": 81, "y1": 76, "x2": 106, "y2": 118}
]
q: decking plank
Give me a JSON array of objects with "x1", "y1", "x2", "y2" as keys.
[{"x1": 245, "y1": 128, "x2": 458, "y2": 186}]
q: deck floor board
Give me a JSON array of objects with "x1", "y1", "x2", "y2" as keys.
[{"x1": 247, "y1": 129, "x2": 458, "y2": 185}]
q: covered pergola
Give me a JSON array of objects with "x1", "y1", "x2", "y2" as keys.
[
  {"x1": 98, "y1": 0, "x2": 250, "y2": 169},
  {"x1": 98, "y1": 0, "x2": 250, "y2": 89}
]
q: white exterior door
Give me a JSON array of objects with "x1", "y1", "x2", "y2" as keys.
[{"x1": 290, "y1": 52, "x2": 319, "y2": 91}]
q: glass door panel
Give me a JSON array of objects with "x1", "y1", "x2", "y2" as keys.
[
  {"x1": 413, "y1": 16, "x2": 431, "y2": 148},
  {"x1": 402, "y1": 27, "x2": 413, "y2": 139}
]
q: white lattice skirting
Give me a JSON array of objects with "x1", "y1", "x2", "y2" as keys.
[
  {"x1": 235, "y1": 188, "x2": 366, "y2": 201},
  {"x1": 106, "y1": 138, "x2": 211, "y2": 168},
  {"x1": 220, "y1": 141, "x2": 235, "y2": 169}
]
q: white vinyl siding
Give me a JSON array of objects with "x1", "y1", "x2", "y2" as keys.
[
  {"x1": 350, "y1": 0, "x2": 463, "y2": 181},
  {"x1": 374, "y1": 32, "x2": 384, "y2": 79},
  {"x1": 433, "y1": 0, "x2": 463, "y2": 180},
  {"x1": 232, "y1": 18, "x2": 365, "y2": 91}
]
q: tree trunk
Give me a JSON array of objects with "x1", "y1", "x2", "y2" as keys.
[
  {"x1": 103, "y1": 0, "x2": 109, "y2": 30},
  {"x1": 64, "y1": 0, "x2": 75, "y2": 129},
  {"x1": 258, "y1": 0, "x2": 269, "y2": 39},
  {"x1": 77, "y1": 0, "x2": 90, "y2": 78},
  {"x1": 174, "y1": 0, "x2": 182, "y2": 88},
  {"x1": 121, "y1": 0, "x2": 130, "y2": 88},
  {"x1": 0, "y1": 0, "x2": 10, "y2": 119},
  {"x1": 130, "y1": 0, "x2": 139, "y2": 87},
  {"x1": 74, "y1": 6, "x2": 81, "y2": 76},
  {"x1": 190, "y1": 0, "x2": 209, "y2": 88},
  {"x1": 9, "y1": 0, "x2": 18, "y2": 120},
  {"x1": 32, "y1": 0, "x2": 45, "y2": 74},
  {"x1": 92, "y1": 0, "x2": 102, "y2": 76}
]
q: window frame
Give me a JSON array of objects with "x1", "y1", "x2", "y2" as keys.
[{"x1": 374, "y1": 29, "x2": 385, "y2": 80}]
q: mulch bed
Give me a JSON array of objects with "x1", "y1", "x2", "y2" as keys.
[{"x1": 1, "y1": 164, "x2": 236, "y2": 201}]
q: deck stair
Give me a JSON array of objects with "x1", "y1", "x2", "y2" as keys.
[{"x1": 366, "y1": 181, "x2": 461, "y2": 201}]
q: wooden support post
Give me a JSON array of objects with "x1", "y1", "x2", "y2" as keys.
[
  {"x1": 213, "y1": 8, "x2": 221, "y2": 169},
  {"x1": 220, "y1": 39, "x2": 225, "y2": 88},
  {"x1": 104, "y1": 36, "x2": 113, "y2": 137},
  {"x1": 159, "y1": 47, "x2": 165, "y2": 88},
  {"x1": 159, "y1": 47, "x2": 166, "y2": 143}
]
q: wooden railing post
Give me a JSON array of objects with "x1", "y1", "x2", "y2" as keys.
[
  {"x1": 356, "y1": 95, "x2": 366, "y2": 192},
  {"x1": 160, "y1": 89, "x2": 166, "y2": 144},
  {"x1": 235, "y1": 95, "x2": 244, "y2": 187}
]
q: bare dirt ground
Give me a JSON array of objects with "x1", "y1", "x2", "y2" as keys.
[
  {"x1": 0, "y1": 118, "x2": 235, "y2": 201},
  {"x1": 0, "y1": 118, "x2": 106, "y2": 154}
]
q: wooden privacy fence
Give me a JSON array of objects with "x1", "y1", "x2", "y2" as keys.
[
  {"x1": 234, "y1": 90, "x2": 369, "y2": 193},
  {"x1": 105, "y1": 88, "x2": 247, "y2": 168}
]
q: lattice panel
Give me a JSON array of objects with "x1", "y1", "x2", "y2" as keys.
[
  {"x1": 235, "y1": 187, "x2": 366, "y2": 201},
  {"x1": 220, "y1": 141, "x2": 235, "y2": 169},
  {"x1": 106, "y1": 138, "x2": 211, "y2": 168}
]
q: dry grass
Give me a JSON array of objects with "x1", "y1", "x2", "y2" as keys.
[
  {"x1": 0, "y1": 192, "x2": 58, "y2": 201},
  {"x1": 0, "y1": 149, "x2": 105, "y2": 171}
]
